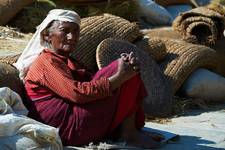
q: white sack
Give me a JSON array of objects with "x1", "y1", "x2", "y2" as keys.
[
  {"x1": 181, "y1": 68, "x2": 225, "y2": 102},
  {"x1": 0, "y1": 134, "x2": 60, "y2": 150},
  {"x1": 0, "y1": 87, "x2": 63, "y2": 150},
  {"x1": 135, "y1": 0, "x2": 173, "y2": 25},
  {"x1": 166, "y1": 5, "x2": 192, "y2": 20}
]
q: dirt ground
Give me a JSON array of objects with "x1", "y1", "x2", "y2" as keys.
[{"x1": 0, "y1": 26, "x2": 32, "y2": 56}]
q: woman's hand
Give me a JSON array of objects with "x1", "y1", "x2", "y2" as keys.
[
  {"x1": 120, "y1": 52, "x2": 140, "y2": 72},
  {"x1": 109, "y1": 52, "x2": 140, "y2": 90}
]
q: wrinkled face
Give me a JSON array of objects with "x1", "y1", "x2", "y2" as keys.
[{"x1": 44, "y1": 21, "x2": 80, "y2": 57}]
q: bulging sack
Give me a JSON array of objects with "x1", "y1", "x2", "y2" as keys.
[
  {"x1": 135, "y1": 0, "x2": 173, "y2": 25},
  {"x1": 181, "y1": 68, "x2": 225, "y2": 102},
  {"x1": 0, "y1": 62, "x2": 24, "y2": 97}
]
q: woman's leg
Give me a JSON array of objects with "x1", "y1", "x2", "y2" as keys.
[{"x1": 94, "y1": 60, "x2": 161, "y2": 149}]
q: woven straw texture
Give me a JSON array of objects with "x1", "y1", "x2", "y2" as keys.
[
  {"x1": 142, "y1": 27, "x2": 182, "y2": 41},
  {"x1": 172, "y1": 7, "x2": 225, "y2": 46},
  {"x1": 211, "y1": 36, "x2": 225, "y2": 76},
  {"x1": 0, "y1": 62, "x2": 24, "y2": 97},
  {"x1": 0, "y1": 54, "x2": 20, "y2": 65},
  {"x1": 70, "y1": 14, "x2": 140, "y2": 71},
  {"x1": 96, "y1": 38, "x2": 173, "y2": 117},
  {"x1": 134, "y1": 37, "x2": 167, "y2": 63},
  {"x1": 160, "y1": 39, "x2": 218, "y2": 94}
]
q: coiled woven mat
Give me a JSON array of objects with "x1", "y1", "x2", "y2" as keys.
[{"x1": 96, "y1": 38, "x2": 173, "y2": 117}]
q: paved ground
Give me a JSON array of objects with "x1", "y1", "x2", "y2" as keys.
[{"x1": 145, "y1": 104, "x2": 225, "y2": 150}]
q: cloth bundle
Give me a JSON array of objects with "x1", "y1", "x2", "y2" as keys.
[
  {"x1": 172, "y1": 6, "x2": 225, "y2": 45},
  {"x1": 0, "y1": 87, "x2": 63, "y2": 150}
]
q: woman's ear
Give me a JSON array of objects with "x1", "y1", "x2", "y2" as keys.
[{"x1": 42, "y1": 30, "x2": 51, "y2": 43}]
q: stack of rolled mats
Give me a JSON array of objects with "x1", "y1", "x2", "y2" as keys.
[{"x1": 1, "y1": 9, "x2": 225, "y2": 117}]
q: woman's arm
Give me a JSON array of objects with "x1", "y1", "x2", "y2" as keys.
[
  {"x1": 28, "y1": 53, "x2": 111, "y2": 104},
  {"x1": 109, "y1": 52, "x2": 140, "y2": 90},
  {"x1": 27, "y1": 51, "x2": 140, "y2": 104}
]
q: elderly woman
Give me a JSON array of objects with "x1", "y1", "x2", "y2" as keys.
[{"x1": 14, "y1": 9, "x2": 161, "y2": 148}]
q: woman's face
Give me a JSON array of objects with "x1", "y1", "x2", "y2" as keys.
[{"x1": 46, "y1": 21, "x2": 80, "y2": 57}]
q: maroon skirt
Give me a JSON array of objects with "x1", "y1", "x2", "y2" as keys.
[{"x1": 25, "y1": 60, "x2": 146, "y2": 146}]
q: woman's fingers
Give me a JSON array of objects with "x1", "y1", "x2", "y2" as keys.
[
  {"x1": 132, "y1": 66, "x2": 140, "y2": 72},
  {"x1": 120, "y1": 53, "x2": 129, "y2": 62},
  {"x1": 128, "y1": 53, "x2": 140, "y2": 72},
  {"x1": 120, "y1": 52, "x2": 140, "y2": 72},
  {"x1": 128, "y1": 52, "x2": 134, "y2": 61}
]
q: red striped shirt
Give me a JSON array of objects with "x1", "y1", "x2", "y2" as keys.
[{"x1": 25, "y1": 49, "x2": 112, "y2": 104}]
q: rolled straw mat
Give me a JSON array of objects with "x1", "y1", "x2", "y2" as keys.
[
  {"x1": 96, "y1": 38, "x2": 173, "y2": 117},
  {"x1": 141, "y1": 27, "x2": 200, "y2": 45},
  {"x1": 160, "y1": 39, "x2": 218, "y2": 94},
  {"x1": 70, "y1": 14, "x2": 140, "y2": 72},
  {"x1": 210, "y1": 36, "x2": 225, "y2": 76},
  {"x1": 141, "y1": 27, "x2": 182, "y2": 41},
  {"x1": 134, "y1": 37, "x2": 167, "y2": 63},
  {"x1": 0, "y1": 62, "x2": 24, "y2": 97},
  {"x1": 172, "y1": 7, "x2": 225, "y2": 45}
]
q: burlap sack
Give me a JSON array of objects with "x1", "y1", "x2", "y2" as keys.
[
  {"x1": 181, "y1": 68, "x2": 225, "y2": 102},
  {"x1": 70, "y1": 14, "x2": 140, "y2": 71},
  {"x1": 134, "y1": 37, "x2": 167, "y2": 62},
  {"x1": 0, "y1": 0, "x2": 35, "y2": 25},
  {"x1": 0, "y1": 62, "x2": 24, "y2": 97},
  {"x1": 96, "y1": 38, "x2": 173, "y2": 117},
  {"x1": 160, "y1": 39, "x2": 218, "y2": 94}
]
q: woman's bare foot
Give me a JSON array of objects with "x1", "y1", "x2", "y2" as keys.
[
  {"x1": 141, "y1": 130, "x2": 165, "y2": 142},
  {"x1": 121, "y1": 130, "x2": 161, "y2": 149},
  {"x1": 120, "y1": 113, "x2": 161, "y2": 149}
]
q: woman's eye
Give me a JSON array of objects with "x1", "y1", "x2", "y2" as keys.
[{"x1": 59, "y1": 28, "x2": 67, "y2": 32}]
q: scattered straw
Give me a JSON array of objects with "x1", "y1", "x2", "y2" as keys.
[{"x1": 0, "y1": 26, "x2": 24, "y2": 39}]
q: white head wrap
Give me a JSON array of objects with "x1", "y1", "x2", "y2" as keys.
[{"x1": 13, "y1": 9, "x2": 81, "y2": 81}]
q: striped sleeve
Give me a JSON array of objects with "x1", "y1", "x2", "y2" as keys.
[{"x1": 26, "y1": 52, "x2": 112, "y2": 104}]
